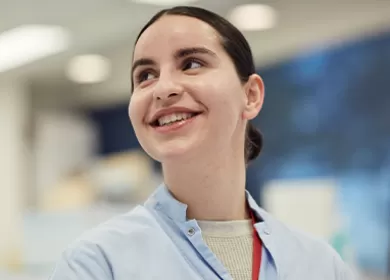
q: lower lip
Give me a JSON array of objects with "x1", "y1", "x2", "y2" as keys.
[{"x1": 152, "y1": 114, "x2": 199, "y2": 134}]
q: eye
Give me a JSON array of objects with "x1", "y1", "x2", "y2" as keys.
[
  {"x1": 183, "y1": 58, "x2": 203, "y2": 71},
  {"x1": 136, "y1": 71, "x2": 156, "y2": 84}
]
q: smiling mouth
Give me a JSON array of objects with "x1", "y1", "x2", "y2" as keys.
[{"x1": 150, "y1": 112, "x2": 201, "y2": 127}]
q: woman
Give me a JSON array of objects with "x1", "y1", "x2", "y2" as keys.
[{"x1": 50, "y1": 6, "x2": 354, "y2": 280}]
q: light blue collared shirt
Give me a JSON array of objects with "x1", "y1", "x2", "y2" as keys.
[{"x1": 49, "y1": 184, "x2": 355, "y2": 279}]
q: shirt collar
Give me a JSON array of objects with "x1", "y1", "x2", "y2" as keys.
[
  {"x1": 145, "y1": 183, "x2": 273, "y2": 231},
  {"x1": 144, "y1": 183, "x2": 298, "y2": 278},
  {"x1": 145, "y1": 183, "x2": 188, "y2": 222}
]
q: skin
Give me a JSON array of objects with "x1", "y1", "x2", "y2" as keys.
[{"x1": 129, "y1": 15, "x2": 264, "y2": 221}]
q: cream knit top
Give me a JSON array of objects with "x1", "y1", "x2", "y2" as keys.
[{"x1": 197, "y1": 220, "x2": 253, "y2": 280}]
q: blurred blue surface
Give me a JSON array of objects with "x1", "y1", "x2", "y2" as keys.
[{"x1": 255, "y1": 31, "x2": 390, "y2": 274}]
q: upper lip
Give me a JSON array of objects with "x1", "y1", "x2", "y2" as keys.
[{"x1": 149, "y1": 107, "x2": 201, "y2": 124}]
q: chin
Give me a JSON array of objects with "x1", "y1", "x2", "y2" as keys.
[{"x1": 154, "y1": 139, "x2": 199, "y2": 163}]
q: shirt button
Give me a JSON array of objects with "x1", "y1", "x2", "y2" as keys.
[
  {"x1": 263, "y1": 228, "x2": 271, "y2": 235},
  {"x1": 187, "y1": 227, "x2": 196, "y2": 236}
]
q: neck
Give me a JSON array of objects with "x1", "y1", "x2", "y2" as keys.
[{"x1": 162, "y1": 150, "x2": 248, "y2": 221}]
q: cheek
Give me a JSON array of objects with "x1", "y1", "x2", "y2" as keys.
[
  {"x1": 202, "y1": 77, "x2": 244, "y2": 117},
  {"x1": 128, "y1": 96, "x2": 145, "y2": 130}
]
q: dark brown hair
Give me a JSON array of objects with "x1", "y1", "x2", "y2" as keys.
[{"x1": 131, "y1": 6, "x2": 263, "y2": 163}]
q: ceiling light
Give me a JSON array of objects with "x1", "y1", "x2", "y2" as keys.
[
  {"x1": 66, "y1": 54, "x2": 111, "y2": 84},
  {"x1": 228, "y1": 4, "x2": 277, "y2": 31},
  {"x1": 0, "y1": 25, "x2": 70, "y2": 73},
  {"x1": 131, "y1": 0, "x2": 198, "y2": 6}
]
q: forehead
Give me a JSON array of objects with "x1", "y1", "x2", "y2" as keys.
[{"x1": 133, "y1": 15, "x2": 223, "y2": 59}]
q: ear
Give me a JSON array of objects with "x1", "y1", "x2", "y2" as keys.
[{"x1": 242, "y1": 74, "x2": 264, "y2": 120}]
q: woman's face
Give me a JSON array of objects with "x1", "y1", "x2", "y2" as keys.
[{"x1": 129, "y1": 15, "x2": 256, "y2": 162}]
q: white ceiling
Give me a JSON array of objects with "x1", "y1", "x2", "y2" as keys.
[{"x1": 1, "y1": 0, "x2": 390, "y2": 108}]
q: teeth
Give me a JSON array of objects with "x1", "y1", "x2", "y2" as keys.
[{"x1": 158, "y1": 113, "x2": 193, "y2": 126}]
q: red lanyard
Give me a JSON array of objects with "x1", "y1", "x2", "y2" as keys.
[{"x1": 250, "y1": 210, "x2": 262, "y2": 280}]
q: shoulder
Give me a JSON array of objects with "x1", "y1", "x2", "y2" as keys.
[
  {"x1": 77, "y1": 205, "x2": 157, "y2": 241},
  {"x1": 289, "y1": 227, "x2": 355, "y2": 279},
  {"x1": 259, "y1": 207, "x2": 337, "y2": 256},
  {"x1": 63, "y1": 205, "x2": 157, "y2": 251},
  {"x1": 259, "y1": 209, "x2": 356, "y2": 279},
  {"x1": 49, "y1": 205, "x2": 158, "y2": 280}
]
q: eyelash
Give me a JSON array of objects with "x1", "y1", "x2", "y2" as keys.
[
  {"x1": 182, "y1": 58, "x2": 204, "y2": 70},
  {"x1": 134, "y1": 57, "x2": 205, "y2": 85},
  {"x1": 135, "y1": 70, "x2": 156, "y2": 85}
]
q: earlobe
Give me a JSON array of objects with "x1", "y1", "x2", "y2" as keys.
[{"x1": 242, "y1": 74, "x2": 264, "y2": 120}]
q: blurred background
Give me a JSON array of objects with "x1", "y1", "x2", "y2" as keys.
[{"x1": 0, "y1": 0, "x2": 389, "y2": 279}]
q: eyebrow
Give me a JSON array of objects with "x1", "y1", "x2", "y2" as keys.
[
  {"x1": 131, "y1": 47, "x2": 217, "y2": 78},
  {"x1": 174, "y1": 47, "x2": 217, "y2": 60},
  {"x1": 131, "y1": 58, "x2": 156, "y2": 79}
]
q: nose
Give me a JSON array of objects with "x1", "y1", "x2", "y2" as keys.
[{"x1": 153, "y1": 73, "x2": 183, "y2": 101}]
